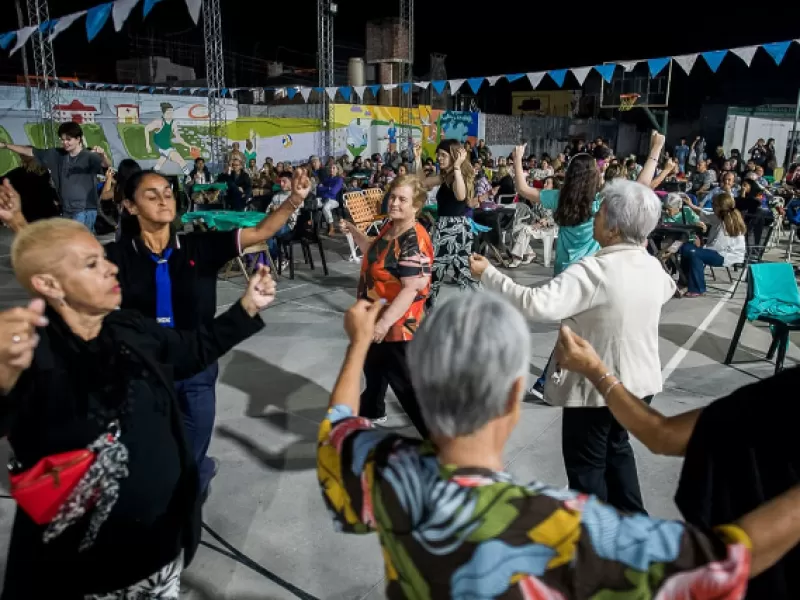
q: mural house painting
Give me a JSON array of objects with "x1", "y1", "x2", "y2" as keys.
[{"x1": 0, "y1": 85, "x2": 483, "y2": 176}]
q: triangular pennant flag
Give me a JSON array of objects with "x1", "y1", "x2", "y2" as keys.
[
  {"x1": 400, "y1": 83, "x2": 411, "y2": 93},
  {"x1": 143, "y1": 0, "x2": 164, "y2": 18},
  {"x1": 762, "y1": 41, "x2": 791, "y2": 66},
  {"x1": 338, "y1": 86, "x2": 352, "y2": 99},
  {"x1": 701, "y1": 50, "x2": 727, "y2": 73},
  {"x1": 619, "y1": 61, "x2": 637, "y2": 72},
  {"x1": 647, "y1": 57, "x2": 670, "y2": 77},
  {"x1": 184, "y1": 0, "x2": 202, "y2": 23},
  {"x1": 38, "y1": 20, "x2": 55, "y2": 35},
  {"x1": 594, "y1": 64, "x2": 615, "y2": 83},
  {"x1": 353, "y1": 86, "x2": 366, "y2": 100},
  {"x1": 0, "y1": 32, "x2": 16, "y2": 50},
  {"x1": 189, "y1": 87, "x2": 198, "y2": 93},
  {"x1": 368, "y1": 84, "x2": 381, "y2": 97},
  {"x1": 221, "y1": 87, "x2": 229, "y2": 96},
  {"x1": 325, "y1": 87, "x2": 337, "y2": 100},
  {"x1": 383, "y1": 83, "x2": 398, "y2": 91},
  {"x1": 526, "y1": 72, "x2": 545, "y2": 89},
  {"x1": 431, "y1": 80, "x2": 446, "y2": 94},
  {"x1": 730, "y1": 46, "x2": 758, "y2": 67},
  {"x1": 299, "y1": 87, "x2": 312, "y2": 102},
  {"x1": 466, "y1": 77, "x2": 483, "y2": 94},
  {"x1": 286, "y1": 88, "x2": 297, "y2": 100},
  {"x1": 673, "y1": 53, "x2": 699, "y2": 74},
  {"x1": 486, "y1": 75, "x2": 502, "y2": 86},
  {"x1": 548, "y1": 69, "x2": 567, "y2": 87},
  {"x1": 49, "y1": 11, "x2": 85, "y2": 42},
  {"x1": 505, "y1": 73, "x2": 524, "y2": 82},
  {"x1": 113, "y1": 0, "x2": 139, "y2": 31},
  {"x1": 449, "y1": 79, "x2": 465, "y2": 93},
  {"x1": 414, "y1": 81, "x2": 429, "y2": 89},
  {"x1": 149, "y1": 87, "x2": 155, "y2": 94},
  {"x1": 10, "y1": 26, "x2": 36, "y2": 56},
  {"x1": 571, "y1": 66, "x2": 591, "y2": 85},
  {"x1": 86, "y1": 3, "x2": 113, "y2": 42}
]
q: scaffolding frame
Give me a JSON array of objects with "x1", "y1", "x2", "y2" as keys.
[
  {"x1": 203, "y1": 0, "x2": 227, "y2": 171},
  {"x1": 398, "y1": 0, "x2": 414, "y2": 152},
  {"x1": 26, "y1": 0, "x2": 59, "y2": 147},
  {"x1": 317, "y1": 0, "x2": 335, "y2": 159}
]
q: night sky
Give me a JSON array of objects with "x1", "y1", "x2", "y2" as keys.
[{"x1": 0, "y1": 0, "x2": 798, "y2": 115}]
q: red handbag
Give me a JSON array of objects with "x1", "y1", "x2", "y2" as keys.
[{"x1": 9, "y1": 449, "x2": 95, "y2": 525}]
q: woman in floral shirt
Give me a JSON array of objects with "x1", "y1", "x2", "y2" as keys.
[{"x1": 318, "y1": 292, "x2": 800, "y2": 600}]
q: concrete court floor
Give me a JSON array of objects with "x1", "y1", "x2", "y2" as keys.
[{"x1": 0, "y1": 229, "x2": 796, "y2": 599}]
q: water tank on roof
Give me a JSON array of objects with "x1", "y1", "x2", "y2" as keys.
[{"x1": 348, "y1": 58, "x2": 365, "y2": 87}]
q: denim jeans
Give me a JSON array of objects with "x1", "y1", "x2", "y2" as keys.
[
  {"x1": 680, "y1": 244, "x2": 724, "y2": 294},
  {"x1": 268, "y1": 224, "x2": 292, "y2": 259},
  {"x1": 174, "y1": 362, "x2": 219, "y2": 493},
  {"x1": 71, "y1": 210, "x2": 98, "y2": 233}
]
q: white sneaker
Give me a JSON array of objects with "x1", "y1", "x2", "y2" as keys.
[
  {"x1": 522, "y1": 253, "x2": 536, "y2": 265},
  {"x1": 508, "y1": 258, "x2": 522, "y2": 268},
  {"x1": 371, "y1": 416, "x2": 388, "y2": 425}
]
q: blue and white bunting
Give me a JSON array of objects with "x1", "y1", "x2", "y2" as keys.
[
  {"x1": 368, "y1": 84, "x2": 381, "y2": 97},
  {"x1": 570, "y1": 67, "x2": 591, "y2": 86},
  {"x1": 49, "y1": 11, "x2": 85, "y2": 42},
  {"x1": 143, "y1": 0, "x2": 165, "y2": 18},
  {"x1": 10, "y1": 26, "x2": 35, "y2": 56},
  {"x1": 730, "y1": 46, "x2": 758, "y2": 67},
  {"x1": 594, "y1": 64, "x2": 616, "y2": 83},
  {"x1": 647, "y1": 57, "x2": 670, "y2": 77},
  {"x1": 762, "y1": 41, "x2": 791, "y2": 65},
  {"x1": 505, "y1": 73, "x2": 525, "y2": 83},
  {"x1": 466, "y1": 77, "x2": 483, "y2": 94},
  {"x1": 86, "y1": 3, "x2": 113, "y2": 42},
  {"x1": 430, "y1": 81, "x2": 446, "y2": 95},
  {"x1": 449, "y1": 79, "x2": 465, "y2": 93},
  {"x1": 113, "y1": 0, "x2": 139, "y2": 31},
  {"x1": 184, "y1": 0, "x2": 202, "y2": 23},
  {"x1": 526, "y1": 72, "x2": 545, "y2": 89},
  {"x1": 548, "y1": 69, "x2": 567, "y2": 87},
  {"x1": 701, "y1": 50, "x2": 727, "y2": 73},
  {"x1": 286, "y1": 88, "x2": 297, "y2": 100},
  {"x1": 673, "y1": 54, "x2": 698, "y2": 74}
]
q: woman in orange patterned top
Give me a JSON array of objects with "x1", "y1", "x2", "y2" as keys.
[{"x1": 340, "y1": 175, "x2": 433, "y2": 436}]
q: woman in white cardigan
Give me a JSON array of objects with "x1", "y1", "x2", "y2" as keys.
[{"x1": 469, "y1": 178, "x2": 675, "y2": 515}]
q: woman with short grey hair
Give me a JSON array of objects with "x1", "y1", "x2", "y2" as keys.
[
  {"x1": 470, "y1": 178, "x2": 675, "y2": 515},
  {"x1": 316, "y1": 293, "x2": 800, "y2": 598}
]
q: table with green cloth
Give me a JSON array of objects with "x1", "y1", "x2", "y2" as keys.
[
  {"x1": 190, "y1": 182, "x2": 229, "y2": 209},
  {"x1": 182, "y1": 210, "x2": 264, "y2": 231}
]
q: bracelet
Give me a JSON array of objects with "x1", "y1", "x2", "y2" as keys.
[
  {"x1": 595, "y1": 372, "x2": 613, "y2": 386},
  {"x1": 602, "y1": 379, "x2": 622, "y2": 399},
  {"x1": 288, "y1": 196, "x2": 300, "y2": 210}
]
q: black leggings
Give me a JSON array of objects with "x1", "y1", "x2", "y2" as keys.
[{"x1": 358, "y1": 341, "x2": 428, "y2": 438}]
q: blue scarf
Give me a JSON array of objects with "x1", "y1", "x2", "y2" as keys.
[{"x1": 150, "y1": 248, "x2": 174, "y2": 328}]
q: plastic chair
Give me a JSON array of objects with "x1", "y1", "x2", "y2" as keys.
[
  {"x1": 276, "y1": 204, "x2": 329, "y2": 280},
  {"x1": 708, "y1": 220, "x2": 775, "y2": 297},
  {"x1": 343, "y1": 191, "x2": 385, "y2": 263},
  {"x1": 724, "y1": 262, "x2": 800, "y2": 374}
]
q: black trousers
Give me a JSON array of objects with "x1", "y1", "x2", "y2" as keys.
[
  {"x1": 358, "y1": 341, "x2": 428, "y2": 438},
  {"x1": 561, "y1": 396, "x2": 653, "y2": 514}
]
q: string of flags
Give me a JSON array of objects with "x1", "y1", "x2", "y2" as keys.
[
  {"x1": 0, "y1": 0, "x2": 201, "y2": 52},
  {"x1": 0, "y1": 0, "x2": 797, "y2": 102}
]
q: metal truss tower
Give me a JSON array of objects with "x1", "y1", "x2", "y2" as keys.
[
  {"x1": 27, "y1": 0, "x2": 59, "y2": 147},
  {"x1": 317, "y1": 0, "x2": 335, "y2": 159},
  {"x1": 398, "y1": 0, "x2": 414, "y2": 152},
  {"x1": 203, "y1": 0, "x2": 227, "y2": 171}
]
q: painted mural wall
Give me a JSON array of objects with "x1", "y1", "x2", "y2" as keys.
[{"x1": 0, "y1": 86, "x2": 483, "y2": 175}]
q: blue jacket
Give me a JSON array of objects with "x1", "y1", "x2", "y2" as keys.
[{"x1": 317, "y1": 176, "x2": 344, "y2": 200}]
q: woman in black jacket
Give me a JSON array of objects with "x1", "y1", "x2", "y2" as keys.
[{"x1": 1, "y1": 217, "x2": 274, "y2": 599}]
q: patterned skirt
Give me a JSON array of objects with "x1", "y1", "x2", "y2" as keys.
[{"x1": 84, "y1": 553, "x2": 182, "y2": 600}]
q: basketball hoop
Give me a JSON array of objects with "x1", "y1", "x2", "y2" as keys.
[{"x1": 619, "y1": 93, "x2": 640, "y2": 112}]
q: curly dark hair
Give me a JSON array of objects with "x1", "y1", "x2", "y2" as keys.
[{"x1": 554, "y1": 153, "x2": 600, "y2": 227}]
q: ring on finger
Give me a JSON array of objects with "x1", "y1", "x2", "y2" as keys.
[{"x1": 11, "y1": 334, "x2": 21, "y2": 344}]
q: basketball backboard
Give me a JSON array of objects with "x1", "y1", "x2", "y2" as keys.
[{"x1": 600, "y1": 61, "x2": 672, "y2": 109}]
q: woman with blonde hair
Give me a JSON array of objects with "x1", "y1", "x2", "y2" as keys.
[
  {"x1": 413, "y1": 139, "x2": 478, "y2": 307},
  {"x1": 340, "y1": 175, "x2": 433, "y2": 434},
  {"x1": 1, "y1": 218, "x2": 272, "y2": 598},
  {"x1": 679, "y1": 192, "x2": 746, "y2": 297}
]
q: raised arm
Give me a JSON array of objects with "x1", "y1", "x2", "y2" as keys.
[
  {"x1": 339, "y1": 220, "x2": 374, "y2": 254},
  {"x1": 649, "y1": 158, "x2": 676, "y2": 190},
  {"x1": 413, "y1": 143, "x2": 442, "y2": 189},
  {"x1": 239, "y1": 167, "x2": 310, "y2": 249},
  {"x1": 0, "y1": 142, "x2": 34, "y2": 158},
  {"x1": 637, "y1": 130, "x2": 665, "y2": 187},
  {"x1": 512, "y1": 144, "x2": 540, "y2": 203}
]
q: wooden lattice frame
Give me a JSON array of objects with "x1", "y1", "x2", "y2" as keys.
[{"x1": 343, "y1": 191, "x2": 379, "y2": 231}]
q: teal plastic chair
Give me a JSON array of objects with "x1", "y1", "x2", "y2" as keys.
[{"x1": 725, "y1": 262, "x2": 800, "y2": 374}]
